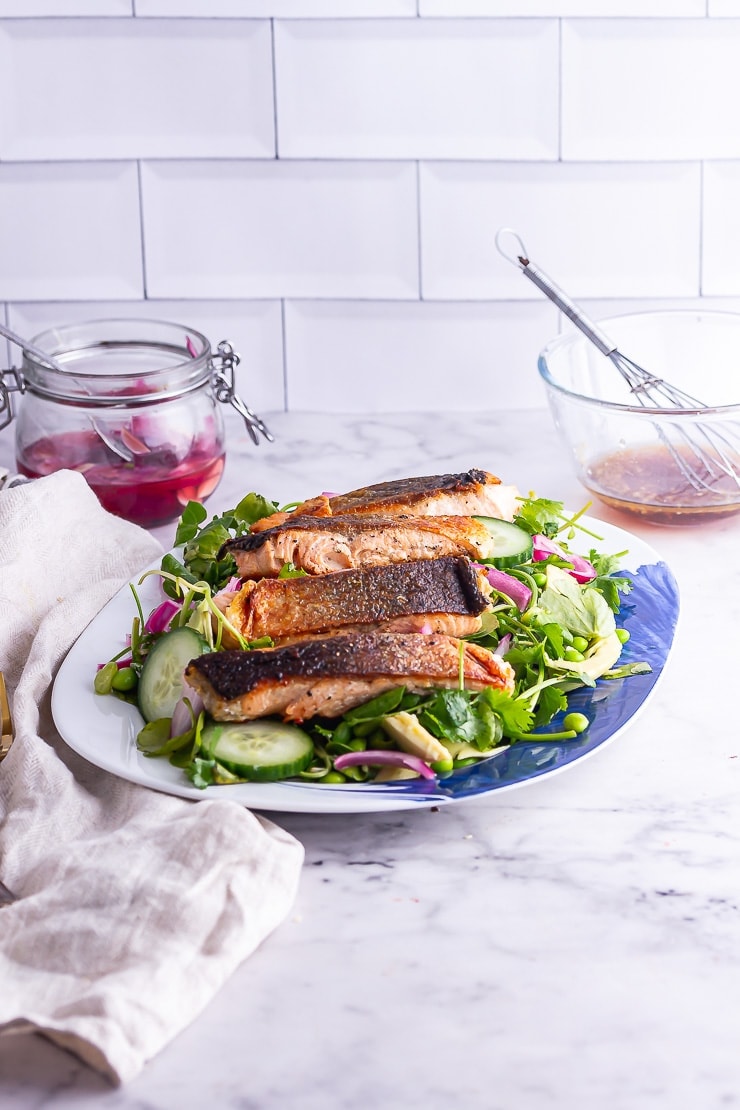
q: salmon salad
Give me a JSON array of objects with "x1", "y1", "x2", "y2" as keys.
[{"x1": 94, "y1": 468, "x2": 650, "y2": 788}]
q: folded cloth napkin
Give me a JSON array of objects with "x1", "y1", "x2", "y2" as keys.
[{"x1": 0, "y1": 471, "x2": 304, "y2": 1085}]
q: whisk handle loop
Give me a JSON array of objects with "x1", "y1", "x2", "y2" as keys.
[{"x1": 518, "y1": 260, "x2": 617, "y2": 358}]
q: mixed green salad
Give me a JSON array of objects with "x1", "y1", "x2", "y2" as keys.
[{"x1": 94, "y1": 492, "x2": 651, "y2": 789}]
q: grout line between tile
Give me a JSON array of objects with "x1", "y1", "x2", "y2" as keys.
[
  {"x1": 416, "y1": 161, "x2": 423, "y2": 300},
  {"x1": 136, "y1": 160, "x2": 148, "y2": 299},
  {"x1": 270, "y1": 18, "x2": 280, "y2": 159},
  {"x1": 557, "y1": 17, "x2": 563, "y2": 162},
  {"x1": 280, "y1": 299, "x2": 289, "y2": 412},
  {"x1": 699, "y1": 159, "x2": 704, "y2": 295}
]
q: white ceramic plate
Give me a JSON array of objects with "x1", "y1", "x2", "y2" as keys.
[{"x1": 52, "y1": 517, "x2": 679, "y2": 814}]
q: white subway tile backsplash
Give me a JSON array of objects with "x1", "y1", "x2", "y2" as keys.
[
  {"x1": 701, "y1": 163, "x2": 740, "y2": 297},
  {"x1": 2, "y1": 9, "x2": 738, "y2": 417},
  {"x1": 421, "y1": 1, "x2": 703, "y2": 12},
  {"x1": 141, "y1": 161, "x2": 419, "y2": 300},
  {"x1": 275, "y1": 19, "x2": 559, "y2": 160},
  {"x1": 0, "y1": 163, "x2": 143, "y2": 301},
  {"x1": 284, "y1": 300, "x2": 559, "y2": 412},
  {"x1": 0, "y1": 19, "x2": 274, "y2": 161},
  {"x1": 562, "y1": 19, "x2": 740, "y2": 161},
  {"x1": 136, "y1": 1, "x2": 415, "y2": 13},
  {"x1": 421, "y1": 162, "x2": 701, "y2": 300},
  {"x1": 6, "y1": 300, "x2": 285, "y2": 412}
]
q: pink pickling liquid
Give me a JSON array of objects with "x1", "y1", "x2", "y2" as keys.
[{"x1": 18, "y1": 429, "x2": 224, "y2": 527}]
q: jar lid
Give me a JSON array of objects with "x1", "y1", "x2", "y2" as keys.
[{"x1": 21, "y1": 318, "x2": 212, "y2": 405}]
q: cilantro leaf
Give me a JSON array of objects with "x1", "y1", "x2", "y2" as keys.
[{"x1": 515, "y1": 495, "x2": 564, "y2": 538}]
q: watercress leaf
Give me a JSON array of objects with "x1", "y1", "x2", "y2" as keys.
[
  {"x1": 343, "y1": 687, "x2": 406, "y2": 723},
  {"x1": 587, "y1": 573, "x2": 633, "y2": 614},
  {"x1": 233, "y1": 491, "x2": 280, "y2": 527},
  {"x1": 539, "y1": 621, "x2": 566, "y2": 659},
  {"x1": 136, "y1": 718, "x2": 174, "y2": 754},
  {"x1": 174, "y1": 500, "x2": 208, "y2": 545}
]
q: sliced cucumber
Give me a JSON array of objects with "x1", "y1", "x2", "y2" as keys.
[
  {"x1": 138, "y1": 627, "x2": 209, "y2": 723},
  {"x1": 201, "y1": 720, "x2": 314, "y2": 782},
  {"x1": 473, "y1": 516, "x2": 534, "y2": 569}
]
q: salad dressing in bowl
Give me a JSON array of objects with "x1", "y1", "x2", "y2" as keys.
[
  {"x1": 538, "y1": 310, "x2": 740, "y2": 524},
  {"x1": 585, "y1": 443, "x2": 740, "y2": 524}
]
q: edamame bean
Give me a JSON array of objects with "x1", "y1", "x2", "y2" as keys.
[
  {"x1": 562, "y1": 712, "x2": 589, "y2": 734},
  {"x1": 111, "y1": 666, "x2": 137, "y2": 692}
]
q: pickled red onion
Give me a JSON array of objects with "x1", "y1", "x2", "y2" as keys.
[
  {"x1": 333, "y1": 750, "x2": 436, "y2": 780},
  {"x1": 532, "y1": 535, "x2": 596, "y2": 583},
  {"x1": 144, "y1": 599, "x2": 181, "y2": 634}
]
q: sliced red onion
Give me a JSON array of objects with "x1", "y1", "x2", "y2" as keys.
[
  {"x1": 418, "y1": 621, "x2": 434, "y2": 635},
  {"x1": 144, "y1": 599, "x2": 181, "y2": 634},
  {"x1": 214, "y1": 575, "x2": 242, "y2": 601},
  {"x1": 120, "y1": 427, "x2": 151, "y2": 455},
  {"x1": 333, "y1": 749, "x2": 437, "y2": 780},
  {"x1": 483, "y1": 566, "x2": 532, "y2": 611},
  {"x1": 532, "y1": 535, "x2": 596, "y2": 584},
  {"x1": 170, "y1": 683, "x2": 205, "y2": 738},
  {"x1": 96, "y1": 657, "x2": 133, "y2": 671},
  {"x1": 496, "y1": 633, "x2": 512, "y2": 656},
  {"x1": 321, "y1": 490, "x2": 338, "y2": 498}
]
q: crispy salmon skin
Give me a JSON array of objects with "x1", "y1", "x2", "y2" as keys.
[
  {"x1": 221, "y1": 513, "x2": 495, "y2": 579},
  {"x1": 185, "y1": 632, "x2": 515, "y2": 722},
  {"x1": 251, "y1": 468, "x2": 518, "y2": 532},
  {"x1": 220, "y1": 556, "x2": 492, "y2": 645}
]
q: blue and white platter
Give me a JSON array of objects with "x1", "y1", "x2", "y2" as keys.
[{"x1": 52, "y1": 516, "x2": 679, "y2": 815}]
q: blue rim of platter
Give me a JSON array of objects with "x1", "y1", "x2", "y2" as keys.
[{"x1": 52, "y1": 532, "x2": 679, "y2": 815}]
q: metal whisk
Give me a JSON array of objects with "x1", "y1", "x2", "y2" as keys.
[{"x1": 495, "y1": 228, "x2": 740, "y2": 494}]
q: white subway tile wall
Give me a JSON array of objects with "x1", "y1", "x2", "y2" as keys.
[{"x1": 1, "y1": 9, "x2": 738, "y2": 417}]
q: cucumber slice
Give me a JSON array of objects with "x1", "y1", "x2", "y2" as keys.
[
  {"x1": 138, "y1": 627, "x2": 209, "y2": 723},
  {"x1": 473, "y1": 517, "x2": 534, "y2": 569},
  {"x1": 201, "y1": 720, "x2": 314, "y2": 782}
]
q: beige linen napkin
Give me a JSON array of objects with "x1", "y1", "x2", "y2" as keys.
[{"x1": 0, "y1": 471, "x2": 304, "y2": 1085}]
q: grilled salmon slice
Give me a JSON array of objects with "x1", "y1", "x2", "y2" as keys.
[
  {"x1": 185, "y1": 631, "x2": 515, "y2": 722},
  {"x1": 221, "y1": 514, "x2": 495, "y2": 580},
  {"x1": 219, "y1": 556, "x2": 492, "y2": 646},
  {"x1": 251, "y1": 467, "x2": 518, "y2": 532}
]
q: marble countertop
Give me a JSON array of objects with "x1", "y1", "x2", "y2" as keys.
[{"x1": 2, "y1": 408, "x2": 740, "y2": 1109}]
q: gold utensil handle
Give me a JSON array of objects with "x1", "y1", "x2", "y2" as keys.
[{"x1": 0, "y1": 671, "x2": 14, "y2": 761}]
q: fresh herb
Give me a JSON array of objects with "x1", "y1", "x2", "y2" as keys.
[{"x1": 171, "y1": 492, "x2": 280, "y2": 593}]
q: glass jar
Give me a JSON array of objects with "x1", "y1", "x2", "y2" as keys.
[{"x1": 0, "y1": 318, "x2": 271, "y2": 528}]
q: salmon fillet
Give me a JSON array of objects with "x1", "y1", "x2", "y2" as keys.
[
  {"x1": 219, "y1": 556, "x2": 491, "y2": 645},
  {"x1": 221, "y1": 514, "x2": 495, "y2": 580},
  {"x1": 185, "y1": 631, "x2": 515, "y2": 722},
  {"x1": 251, "y1": 468, "x2": 518, "y2": 532}
]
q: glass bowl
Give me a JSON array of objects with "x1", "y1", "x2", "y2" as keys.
[{"x1": 537, "y1": 310, "x2": 740, "y2": 524}]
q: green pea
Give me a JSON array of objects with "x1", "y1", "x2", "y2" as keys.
[
  {"x1": 616, "y1": 627, "x2": 630, "y2": 644},
  {"x1": 563, "y1": 646, "x2": 585, "y2": 663},
  {"x1": 431, "y1": 758, "x2": 454, "y2": 774},
  {"x1": 533, "y1": 571, "x2": 547, "y2": 588},
  {"x1": 322, "y1": 771, "x2": 347, "y2": 784},
  {"x1": 348, "y1": 738, "x2": 367, "y2": 752},
  {"x1": 571, "y1": 635, "x2": 589, "y2": 654},
  {"x1": 94, "y1": 661, "x2": 118, "y2": 695},
  {"x1": 111, "y1": 666, "x2": 137, "y2": 692},
  {"x1": 563, "y1": 712, "x2": 589, "y2": 734}
]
